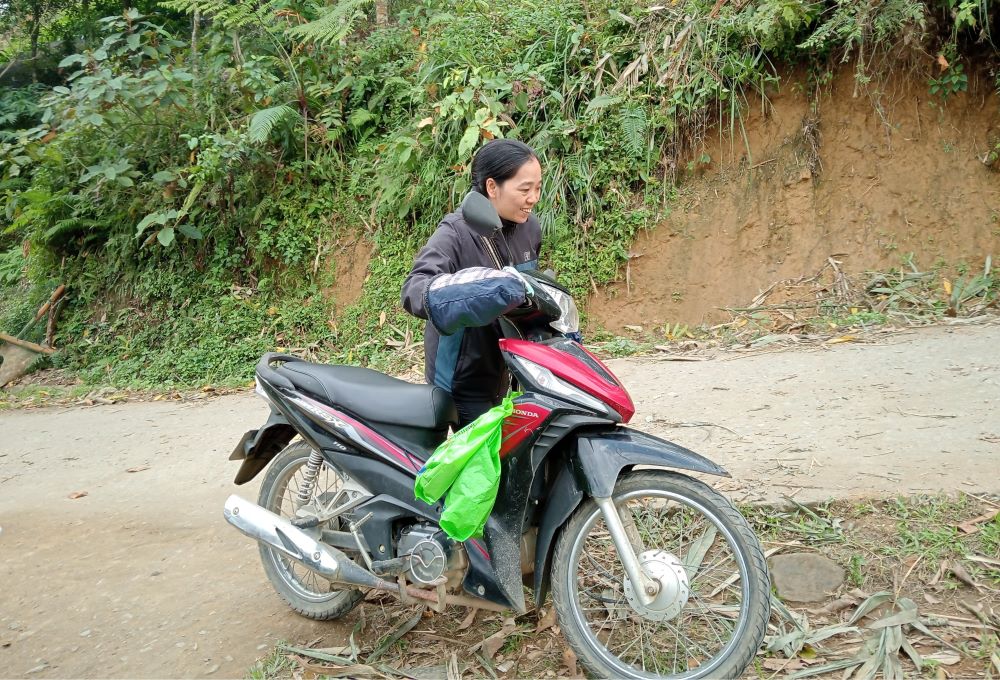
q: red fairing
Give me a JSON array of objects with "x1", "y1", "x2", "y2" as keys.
[
  {"x1": 499, "y1": 339, "x2": 635, "y2": 423},
  {"x1": 499, "y1": 402, "x2": 552, "y2": 458}
]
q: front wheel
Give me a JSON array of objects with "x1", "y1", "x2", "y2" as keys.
[{"x1": 550, "y1": 471, "x2": 770, "y2": 679}]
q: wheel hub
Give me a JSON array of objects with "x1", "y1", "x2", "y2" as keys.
[{"x1": 623, "y1": 549, "x2": 690, "y2": 621}]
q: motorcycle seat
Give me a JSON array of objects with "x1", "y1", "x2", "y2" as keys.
[{"x1": 275, "y1": 362, "x2": 458, "y2": 431}]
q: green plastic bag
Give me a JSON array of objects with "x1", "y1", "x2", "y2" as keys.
[{"x1": 414, "y1": 394, "x2": 517, "y2": 541}]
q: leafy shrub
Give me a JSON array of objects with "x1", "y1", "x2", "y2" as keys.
[{"x1": 0, "y1": 0, "x2": 996, "y2": 386}]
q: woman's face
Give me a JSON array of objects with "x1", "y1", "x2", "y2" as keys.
[{"x1": 486, "y1": 158, "x2": 542, "y2": 224}]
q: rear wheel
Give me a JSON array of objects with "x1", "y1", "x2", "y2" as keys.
[
  {"x1": 550, "y1": 471, "x2": 769, "y2": 679},
  {"x1": 256, "y1": 440, "x2": 363, "y2": 620}
]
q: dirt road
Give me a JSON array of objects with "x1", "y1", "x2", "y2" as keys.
[{"x1": 1, "y1": 322, "x2": 998, "y2": 678}]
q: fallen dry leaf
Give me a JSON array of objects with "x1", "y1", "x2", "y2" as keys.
[
  {"x1": 761, "y1": 658, "x2": 805, "y2": 671},
  {"x1": 928, "y1": 559, "x2": 948, "y2": 586},
  {"x1": 924, "y1": 651, "x2": 961, "y2": 666},
  {"x1": 936, "y1": 54, "x2": 950, "y2": 71},
  {"x1": 948, "y1": 561, "x2": 981, "y2": 590},
  {"x1": 809, "y1": 594, "x2": 861, "y2": 615},
  {"x1": 956, "y1": 509, "x2": 1000, "y2": 534},
  {"x1": 469, "y1": 619, "x2": 516, "y2": 659},
  {"x1": 968, "y1": 554, "x2": 1000, "y2": 569},
  {"x1": 536, "y1": 607, "x2": 557, "y2": 633},
  {"x1": 825, "y1": 335, "x2": 857, "y2": 345},
  {"x1": 481, "y1": 634, "x2": 506, "y2": 659},
  {"x1": 457, "y1": 608, "x2": 478, "y2": 631},
  {"x1": 68, "y1": 491, "x2": 88, "y2": 499},
  {"x1": 125, "y1": 466, "x2": 150, "y2": 473},
  {"x1": 561, "y1": 647, "x2": 579, "y2": 677}
]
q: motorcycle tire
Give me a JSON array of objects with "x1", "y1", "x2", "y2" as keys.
[
  {"x1": 256, "y1": 441, "x2": 364, "y2": 620},
  {"x1": 550, "y1": 470, "x2": 770, "y2": 679}
]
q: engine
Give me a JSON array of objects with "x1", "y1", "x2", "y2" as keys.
[{"x1": 396, "y1": 523, "x2": 464, "y2": 586}]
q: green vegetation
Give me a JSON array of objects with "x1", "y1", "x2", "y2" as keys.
[{"x1": 1, "y1": 0, "x2": 997, "y2": 386}]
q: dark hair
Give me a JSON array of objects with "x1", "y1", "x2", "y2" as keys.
[{"x1": 471, "y1": 139, "x2": 539, "y2": 195}]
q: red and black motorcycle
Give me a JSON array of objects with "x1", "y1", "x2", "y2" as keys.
[{"x1": 225, "y1": 195, "x2": 770, "y2": 679}]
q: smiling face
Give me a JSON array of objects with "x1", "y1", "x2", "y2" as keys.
[{"x1": 485, "y1": 157, "x2": 542, "y2": 224}]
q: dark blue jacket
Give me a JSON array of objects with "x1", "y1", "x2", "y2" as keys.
[{"x1": 401, "y1": 209, "x2": 541, "y2": 401}]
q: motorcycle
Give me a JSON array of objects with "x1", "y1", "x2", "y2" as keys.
[{"x1": 225, "y1": 193, "x2": 770, "y2": 679}]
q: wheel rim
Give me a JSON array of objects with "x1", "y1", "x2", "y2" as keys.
[
  {"x1": 261, "y1": 451, "x2": 348, "y2": 603},
  {"x1": 566, "y1": 488, "x2": 751, "y2": 679}
]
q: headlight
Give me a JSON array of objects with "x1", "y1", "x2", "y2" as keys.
[
  {"x1": 510, "y1": 355, "x2": 607, "y2": 413},
  {"x1": 537, "y1": 282, "x2": 580, "y2": 334}
]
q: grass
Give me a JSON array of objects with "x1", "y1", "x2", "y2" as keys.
[
  {"x1": 246, "y1": 644, "x2": 295, "y2": 680},
  {"x1": 0, "y1": 376, "x2": 249, "y2": 410},
  {"x1": 0, "y1": 383, "x2": 93, "y2": 410}
]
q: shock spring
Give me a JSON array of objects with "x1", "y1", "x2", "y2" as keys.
[{"x1": 296, "y1": 449, "x2": 324, "y2": 507}]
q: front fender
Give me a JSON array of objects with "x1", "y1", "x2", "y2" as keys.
[
  {"x1": 573, "y1": 427, "x2": 729, "y2": 498},
  {"x1": 532, "y1": 427, "x2": 728, "y2": 605}
]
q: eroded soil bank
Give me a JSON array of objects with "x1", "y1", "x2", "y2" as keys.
[{"x1": 588, "y1": 67, "x2": 1000, "y2": 329}]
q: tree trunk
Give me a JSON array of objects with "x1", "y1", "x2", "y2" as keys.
[
  {"x1": 375, "y1": 0, "x2": 389, "y2": 26},
  {"x1": 30, "y1": 0, "x2": 42, "y2": 82},
  {"x1": 191, "y1": 9, "x2": 200, "y2": 68}
]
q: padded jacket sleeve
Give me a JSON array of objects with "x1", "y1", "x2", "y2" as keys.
[
  {"x1": 401, "y1": 223, "x2": 461, "y2": 321},
  {"x1": 424, "y1": 268, "x2": 526, "y2": 335}
]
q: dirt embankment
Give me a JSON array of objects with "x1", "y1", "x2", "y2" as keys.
[{"x1": 588, "y1": 66, "x2": 1000, "y2": 330}]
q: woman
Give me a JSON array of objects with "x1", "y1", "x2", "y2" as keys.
[{"x1": 401, "y1": 139, "x2": 543, "y2": 428}]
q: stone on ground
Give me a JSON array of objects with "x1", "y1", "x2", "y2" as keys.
[{"x1": 769, "y1": 553, "x2": 845, "y2": 603}]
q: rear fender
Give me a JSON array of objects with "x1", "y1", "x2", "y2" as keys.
[
  {"x1": 230, "y1": 410, "x2": 296, "y2": 485},
  {"x1": 532, "y1": 427, "x2": 729, "y2": 605}
]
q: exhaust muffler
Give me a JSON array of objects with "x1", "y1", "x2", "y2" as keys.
[{"x1": 223, "y1": 494, "x2": 390, "y2": 590}]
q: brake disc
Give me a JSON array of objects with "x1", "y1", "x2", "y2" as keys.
[{"x1": 623, "y1": 549, "x2": 691, "y2": 622}]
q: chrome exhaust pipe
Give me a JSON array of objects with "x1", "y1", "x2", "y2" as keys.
[{"x1": 223, "y1": 494, "x2": 390, "y2": 590}]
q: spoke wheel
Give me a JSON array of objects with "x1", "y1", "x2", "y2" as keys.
[
  {"x1": 551, "y1": 471, "x2": 769, "y2": 679},
  {"x1": 257, "y1": 441, "x2": 363, "y2": 620}
]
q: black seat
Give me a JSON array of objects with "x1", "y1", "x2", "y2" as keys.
[{"x1": 275, "y1": 362, "x2": 457, "y2": 431}]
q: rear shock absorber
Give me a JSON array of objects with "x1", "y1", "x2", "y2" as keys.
[{"x1": 296, "y1": 449, "x2": 325, "y2": 507}]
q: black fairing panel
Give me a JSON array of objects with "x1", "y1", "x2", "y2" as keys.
[
  {"x1": 374, "y1": 422, "x2": 449, "y2": 460},
  {"x1": 464, "y1": 406, "x2": 613, "y2": 612},
  {"x1": 573, "y1": 428, "x2": 729, "y2": 497},
  {"x1": 532, "y1": 459, "x2": 584, "y2": 606}
]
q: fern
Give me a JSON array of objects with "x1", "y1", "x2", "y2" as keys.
[
  {"x1": 0, "y1": 177, "x2": 29, "y2": 192},
  {"x1": 159, "y1": 0, "x2": 285, "y2": 30},
  {"x1": 619, "y1": 105, "x2": 648, "y2": 160},
  {"x1": 41, "y1": 218, "x2": 96, "y2": 244},
  {"x1": 286, "y1": 0, "x2": 374, "y2": 46},
  {"x1": 248, "y1": 105, "x2": 299, "y2": 144},
  {"x1": 584, "y1": 94, "x2": 624, "y2": 117},
  {"x1": 0, "y1": 247, "x2": 24, "y2": 285}
]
